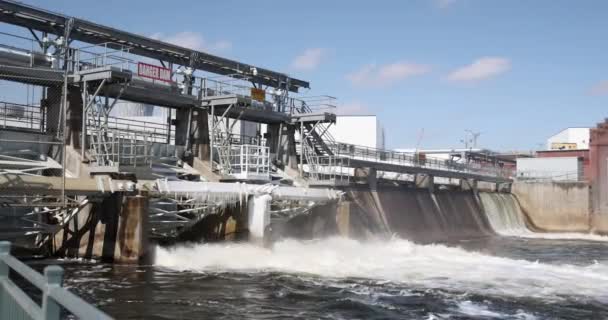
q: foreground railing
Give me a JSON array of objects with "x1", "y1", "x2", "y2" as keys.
[{"x1": 0, "y1": 242, "x2": 113, "y2": 320}]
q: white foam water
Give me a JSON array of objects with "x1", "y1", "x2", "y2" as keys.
[
  {"x1": 155, "y1": 237, "x2": 608, "y2": 304},
  {"x1": 453, "y1": 301, "x2": 538, "y2": 320},
  {"x1": 479, "y1": 193, "x2": 608, "y2": 242}
]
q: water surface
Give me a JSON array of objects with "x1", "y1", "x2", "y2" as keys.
[{"x1": 31, "y1": 236, "x2": 608, "y2": 320}]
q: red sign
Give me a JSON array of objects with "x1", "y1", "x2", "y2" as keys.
[{"x1": 137, "y1": 62, "x2": 172, "y2": 82}]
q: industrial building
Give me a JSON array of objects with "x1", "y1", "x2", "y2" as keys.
[
  {"x1": 546, "y1": 127, "x2": 590, "y2": 150},
  {"x1": 517, "y1": 127, "x2": 592, "y2": 181}
]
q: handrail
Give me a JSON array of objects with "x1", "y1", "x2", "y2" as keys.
[
  {"x1": 329, "y1": 142, "x2": 513, "y2": 179},
  {"x1": 0, "y1": 101, "x2": 44, "y2": 132},
  {"x1": 0, "y1": 241, "x2": 113, "y2": 320}
]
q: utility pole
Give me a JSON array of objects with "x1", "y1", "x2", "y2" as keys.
[{"x1": 465, "y1": 129, "x2": 482, "y2": 149}]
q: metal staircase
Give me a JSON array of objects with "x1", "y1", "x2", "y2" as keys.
[
  {"x1": 292, "y1": 100, "x2": 350, "y2": 184},
  {"x1": 302, "y1": 122, "x2": 335, "y2": 156},
  {"x1": 294, "y1": 100, "x2": 337, "y2": 155}
]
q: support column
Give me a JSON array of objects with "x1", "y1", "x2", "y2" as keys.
[
  {"x1": 284, "y1": 125, "x2": 298, "y2": 170},
  {"x1": 247, "y1": 194, "x2": 272, "y2": 244},
  {"x1": 415, "y1": 174, "x2": 434, "y2": 192},
  {"x1": 460, "y1": 178, "x2": 478, "y2": 192},
  {"x1": 367, "y1": 168, "x2": 378, "y2": 191},
  {"x1": 50, "y1": 192, "x2": 150, "y2": 264},
  {"x1": 174, "y1": 108, "x2": 190, "y2": 150},
  {"x1": 115, "y1": 194, "x2": 149, "y2": 264},
  {"x1": 191, "y1": 108, "x2": 210, "y2": 161},
  {"x1": 336, "y1": 200, "x2": 351, "y2": 237},
  {"x1": 267, "y1": 123, "x2": 281, "y2": 165},
  {"x1": 45, "y1": 86, "x2": 83, "y2": 148}
]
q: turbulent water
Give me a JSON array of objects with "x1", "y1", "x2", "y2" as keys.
[
  {"x1": 25, "y1": 191, "x2": 608, "y2": 319},
  {"x1": 30, "y1": 236, "x2": 608, "y2": 320}
]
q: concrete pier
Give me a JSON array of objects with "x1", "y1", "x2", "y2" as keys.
[
  {"x1": 336, "y1": 200, "x2": 351, "y2": 237},
  {"x1": 51, "y1": 193, "x2": 150, "y2": 263}
]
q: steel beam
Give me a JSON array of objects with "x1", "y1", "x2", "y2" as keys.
[{"x1": 0, "y1": 0, "x2": 309, "y2": 92}]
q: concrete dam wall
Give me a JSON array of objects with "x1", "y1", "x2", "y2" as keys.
[
  {"x1": 512, "y1": 181, "x2": 590, "y2": 233},
  {"x1": 280, "y1": 186, "x2": 606, "y2": 243},
  {"x1": 282, "y1": 187, "x2": 499, "y2": 242},
  {"x1": 347, "y1": 188, "x2": 496, "y2": 242}
]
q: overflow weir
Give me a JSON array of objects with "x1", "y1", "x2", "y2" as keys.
[{"x1": 0, "y1": 0, "x2": 516, "y2": 263}]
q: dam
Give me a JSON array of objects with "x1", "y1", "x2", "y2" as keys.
[{"x1": 0, "y1": 1, "x2": 605, "y2": 319}]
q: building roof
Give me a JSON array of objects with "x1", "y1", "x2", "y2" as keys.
[{"x1": 548, "y1": 127, "x2": 590, "y2": 139}]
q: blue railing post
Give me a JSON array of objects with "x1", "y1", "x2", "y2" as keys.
[
  {"x1": 0, "y1": 241, "x2": 9, "y2": 318},
  {"x1": 42, "y1": 266, "x2": 63, "y2": 320}
]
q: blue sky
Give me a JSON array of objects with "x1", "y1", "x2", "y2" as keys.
[{"x1": 13, "y1": 0, "x2": 608, "y2": 151}]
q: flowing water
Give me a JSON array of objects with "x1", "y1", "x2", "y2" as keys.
[
  {"x1": 30, "y1": 236, "x2": 608, "y2": 320},
  {"x1": 479, "y1": 192, "x2": 608, "y2": 242},
  {"x1": 27, "y1": 191, "x2": 608, "y2": 319}
]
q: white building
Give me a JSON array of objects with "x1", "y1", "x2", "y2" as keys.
[
  {"x1": 327, "y1": 115, "x2": 385, "y2": 149},
  {"x1": 546, "y1": 127, "x2": 590, "y2": 150}
]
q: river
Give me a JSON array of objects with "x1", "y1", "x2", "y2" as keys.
[{"x1": 30, "y1": 236, "x2": 608, "y2": 319}]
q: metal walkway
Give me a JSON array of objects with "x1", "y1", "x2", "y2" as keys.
[{"x1": 301, "y1": 142, "x2": 513, "y2": 185}]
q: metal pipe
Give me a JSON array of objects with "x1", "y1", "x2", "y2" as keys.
[
  {"x1": 156, "y1": 180, "x2": 342, "y2": 202},
  {"x1": 210, "y1": 105, "x2": 214, "y2": 170},
  {"x1": 81, "y1": 80, "x2": 87, "y2": 160},
  {"x1": 0, "y1": 139, "x2": 63, "y2": 145}
]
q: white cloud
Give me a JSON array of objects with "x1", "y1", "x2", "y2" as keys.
[
  {"x1": 291, "y1": 48, "x2": 327, "y2": 71},
  {"x1": 435, "y1": 0, "x2": 456, "y2": 9},
  {"x1": 151, "y1": 31, "x2": 231, "y2": 53},
  {"x1": 347, "y1": 62, "x2": 431, "y2": 87},
  {"x1": 446, "y1": 57, "x2": 511, "y2": 82},
  {"x1": 336, "y1": 101, "x2": 371, "y2": 115},
  {"x1": 590, "y1": 80, "x2": 608, "y2": 95},
  {"x1": 211, "y1": 40, "x2": 232, "y2": 51}
]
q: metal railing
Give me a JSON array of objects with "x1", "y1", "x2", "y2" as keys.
[
  {"x1": 88, "y1": 129, "x2": 178, "y2": 169},
  {"x1": 72, "y1": 42, "x2": 135, "y2": 74},
  {"x1": 104, "y1": 115, "x2": 171, "y2": 144},
  {"x1": 0, "y1": 241, "x2": 113, "y2": 320},
  {"x1": 0, "y1": 102, "x2": 171, "y2": 139},
  {"x1": 217, "y1": 144, "x2": 270, "y2": 180},
  {"x1": 329, "y1": 142, "x2": 513, "y2": 179},
  {"x1": 0, "y1": 101, "x2": 45, "y2": 132},
  {"x1": 515, "y1": 170, "x2": 583, "y2": 182},
  {"x1": 305, "y1": 155, "x2": 350, "y2": 185},
  {"x1": 214, "y1": 132, "x2": 266, "y2": 147},
  {"x1": 290, "y1": 96, "x2": 337, "y2": 114},
  {"x1": 199, "y1": 75, "x2": 256, "y2": 99}
]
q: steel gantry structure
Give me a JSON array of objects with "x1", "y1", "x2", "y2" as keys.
[
  {"x1": 0, "y1": 0, "x2": 512, "y2": 259},
  {"x1": 0, "y1": 0, "x2": 309, "y2": 92},
  {"x1": 0, "y1": 0, "x2": 344, "y2": 253}
]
